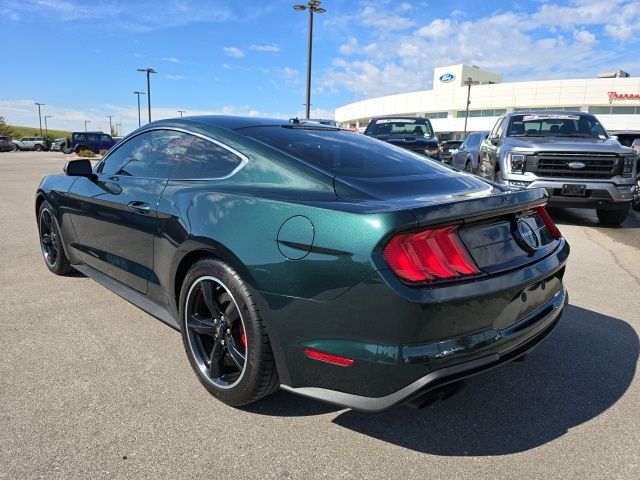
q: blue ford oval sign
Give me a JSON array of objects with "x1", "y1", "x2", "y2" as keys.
[{"x1": 439, "y1": 73, "x2": 455, "y2": 83}]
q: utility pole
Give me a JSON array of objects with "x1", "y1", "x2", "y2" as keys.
[
  {"x1": 463, "y1": 77, "x2": 480, "y2": 138},
  {"x1": 293, "y1": 1, "x2": 326, "y2": 119},
  {"x1": 44, "y1": 116, "x2": 52, "y2": 137},
  {"x1": 84, "y1": 120, "x2": 91, "y2": 132},
  {"x1": 178, "y1": 110, "x2": 186, "y2": 117},
  {"x1": 35, "y1": 103, "x2": 45, "y2": 137},
  {"x1": 106, "y1": 115, "x2": 114, "y2": 135}
]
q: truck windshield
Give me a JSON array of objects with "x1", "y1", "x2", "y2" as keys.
[
  {"x1": 507, "y1": 114, "x2": 608, "y2": 139},
  {"x1": 364, "y1": 118, "x2": 434, "y2": 137}
]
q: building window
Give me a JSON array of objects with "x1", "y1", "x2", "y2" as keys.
[
  {"x1": 456, "y1": 109, "x2": 506, "y2": 118},
  {"x1": 514, "y1": 106, "x2": 581, "y2": 112},
  {"x1": 589, "y1": 106, "x2": 639, "y2": 115},
  {"x1": 425, "y1": 111, "x2": 448, "y2": 119}
]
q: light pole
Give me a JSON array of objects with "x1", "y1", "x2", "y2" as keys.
[
  {"x1": 116, "y1": 123, "x2": 122, "y2": 136},
  {"x1": 35, "y1": 103, "x2": 45, "y2": 137},
  {"x1": 293, "y1": 0, "x2": 326, "y2": 119},
  {"x1": 106, "y1": 115, "x2": 114, "y2": 135},
  {"x1": 137, "y1": 68, "x2": 157, "y2": 123},
  {"x1": 463, "y1": 77, "x2": 480, "y2": 138},
  {"x1": 44, "y1": 115, "x2": 52, "y2": 137},
  {"x1": 133, "y1": 91, "x2": 145, "y2": 128},
  {"x1": 84, "y1": 120, "x2": 91, "y2": 132},
  {"x1": 178, "y1": 110, "x2": 186, "y2": 117}
]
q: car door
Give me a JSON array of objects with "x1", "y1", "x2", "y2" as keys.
[
  {"x1": 481, "y1": 117, "x2": 507, "y2": 179},
  {"x1": 66, "y1": 129, "x2": 194, "y2": 293}
]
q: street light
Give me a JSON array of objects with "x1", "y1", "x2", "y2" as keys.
[
  {"x1": 137, "y1": 67, "x2": 157, "y2": 123},
  {"x1": 84, "y1": 120, "x2": 91, "y2": 132},
  {"x1": 35, "y1": 103, "x2": 45, "y2": 137},
  {"x1": 463, "y1": 76, "x2": 480, "y2": 139},
  {"x1": 106, "y1": 115, "x2": 114, "y2": 135},
  {"x1": 116, "y1": 123, "x2": 122, "y2": 136},
  {"x1": 177, "y1": 110, "x2": 186, "y2": 117},
  {"x1": 44, "y1": 115, "x2": 52, "y2": 137},
  {"x1": 133, "y1": 91, "x2": 146, "y2": 128},
  {"x1": 293, "y1": 0, "x2": 326, "y2": 119}
]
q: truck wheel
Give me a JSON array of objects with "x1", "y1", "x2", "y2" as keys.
[
  {"x1": 596, "y1": 205, "x2": 630, "y2": 225},
  {"x1": 62, "y1": 143, "x2": 72, "y2": 154},
  {"x1": 34, "y1": 144, "x2": 43, "y2": 152}
]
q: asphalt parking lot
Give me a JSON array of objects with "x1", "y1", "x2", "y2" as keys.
[{"x1": 0, "y1": 151, "x2": 638, "y2": 480}]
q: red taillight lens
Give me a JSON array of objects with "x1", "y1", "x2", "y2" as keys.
[
  {"x1": 303, "y1": 348, "x2": 354, "y2": 367},
  {"x1": 534, "y1": 206, "x2": 562, "y2": 239},
  {"x1": 383, "y1": 225, "x2": 480, "y2": 283}
]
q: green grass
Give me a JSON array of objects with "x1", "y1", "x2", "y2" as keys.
[{"x1": 9, "y1": 125, "x2": 71, "y2": 140}]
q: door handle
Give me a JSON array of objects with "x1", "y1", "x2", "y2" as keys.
[{"x1": 127, "y1": 201, "x2": 150, "y2": 214}]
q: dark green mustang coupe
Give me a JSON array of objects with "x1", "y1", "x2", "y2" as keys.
[{"x1": 35, "y1": 116, "x2": 569, "y2": 411}]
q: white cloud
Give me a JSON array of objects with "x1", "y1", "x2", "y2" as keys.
[
  {"x1": 165, "y1": 74, "x2": 185, "y2": 80},
  {"x1": 339, "y1": 37, "x2": 359, "y2": 55},
  {"x1": 249, "y1": 44, "x2": 281, "y2": 52},
  {"x1": 360, "y1": 5, "x2": 415, "y2": 30},
  {"x1": 223, "y1": 46, "x2": 245, "y2": 58},
  {"x1": 416, "y1": 19, "x2": 451, "y2": 38},
  {"x1": 221, "y1": 63, "x2": 231, "y2": 69},
  {"x1": 162, "y1": 57, "x2": 181, "y2": 63},
  {"x1": 574, "y1": 29, "x2": 596, "y2": 43}
]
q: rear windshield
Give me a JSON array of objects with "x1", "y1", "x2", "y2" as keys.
[
  {"x1": 507, "y1": 114, "x2": 608, "y2": 139},
  {"x1": 238, "y1": 126, "x2": 450, "y2": 178},
  {"x1": 364, "y1": 118, "x2": 434, "y2": 137}
]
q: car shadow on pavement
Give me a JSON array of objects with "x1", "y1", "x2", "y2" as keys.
[
  {"x1": 330, "y1": 304, "x2": 638, "y2": 455},
  {"x1": 549, "y1": 206, "x2": 640, "y2": 229}
]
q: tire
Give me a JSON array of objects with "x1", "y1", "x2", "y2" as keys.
[
  {"x1": 13, "y1": 144, "x2": 20, "y2": 152},
  {"x1": 464, "y1": 160, "x2": 473, "y2": 173},
  {"x1": 493, "y1": 167, "x2": 503, "y2": 183},
  {"x1": 596, "y1": 205, "x2": 630, "y2": 225},
  {"x1": 38, "y1": 201, "x2": 73, "y2": 275},
  {"x1": 633, "y1": 182, "x2": 640, "y2": 211},
  {"x1": 179, "y1": 258, "x2": 279, "y2": 407},
  {"x1": 34, "y1": 144, "x2": 43, "y2": 152},
  {"x1": 62, "y1": 143, "x2": 72, "y2": 154}
]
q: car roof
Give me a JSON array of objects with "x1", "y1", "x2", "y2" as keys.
[
  {"x1": 152, "y1": 115, "x2": 311, "y2": 131},
  {"x1": 508, "y1": 110, "x2": 586, "y2": 116}
]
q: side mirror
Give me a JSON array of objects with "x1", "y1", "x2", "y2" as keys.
[
  {"x1": 490, "y1": 136, "x2": 500, "y2": 146},
  {"x1": 64, "y1": 159, "x2": 94, "y2": 177}
]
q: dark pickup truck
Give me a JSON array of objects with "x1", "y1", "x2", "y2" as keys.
[
  {"x1": 364, "y1": 116, "x2": 441, "y2": 160},
  {"x1": 480, "y1": 111, "x2": 638, "y2": 225}
]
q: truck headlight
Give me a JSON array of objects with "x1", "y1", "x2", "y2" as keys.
[
  {"x1": 621, "y1": 155, "x2": 636, "y2": 178},
  {"x1": 506, "y1": 151, "x2": 526, "y2": 174}
]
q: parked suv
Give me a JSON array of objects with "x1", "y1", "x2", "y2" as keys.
[
  {"x1": 0, "y1": 136, "x2": 15, "y2": 152},
  {"x1": 364, "y1": 116, "x2": 441, "y2": 159},
  {"x1": 451, "y1": 131, "x2": 489, "y2": 173},
  {"x1": 480, "y1": 111, "x2": 638, "y2": 225},
  {"x1": 13, "y1": 136, "x2": 49, "y2": 151},
  {"x1": 61, "y1": 132, "x2": 116, "y2": 154}
]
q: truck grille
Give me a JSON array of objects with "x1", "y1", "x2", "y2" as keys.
[{"x1": 526, "y1": 152, "x2": 620, "y2": 179}]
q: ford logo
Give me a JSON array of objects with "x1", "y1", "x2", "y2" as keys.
[
  {"x1": 439, "y1": 73, "x2": 455, "y2": 83},
  {"x1": 515, "y1": 218, "x2": 539, "y2": 253},
  {"x1": 567, "y1": 161, "x2": 586, "y2": 169}
]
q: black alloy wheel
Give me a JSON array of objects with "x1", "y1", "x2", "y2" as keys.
[
  {"x1": 185, "y1": 276, "x2": 247, "y2": 389},
  {"x1": 179, "y1": 258, "x2": 279, "y2": 406},
  {"x1": 38, "y1": 202, "x2": 73, "y2": 275}
]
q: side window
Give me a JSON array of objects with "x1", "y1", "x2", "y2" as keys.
[
  {"x1": 489, "y1": 117, "x2": 503, "y2": 139},
  {"x1": 100, "y1": 130, "x2": 195, "y2": 178},
  {"x1": 468, "y1": 135, "x2": 480, "y2": 147},
  {"x1": 73, "y1": 133, "x2": 86, "y2": 143},
  {"x1": 171, "y1": 138, "x2": 244, "y2": 179},
  {"x1": 100, "y1": 135, "x2": 112, "y2": 142},
  {"x1": 87, "y1": 134, "x2": 99, "y2": 143}
]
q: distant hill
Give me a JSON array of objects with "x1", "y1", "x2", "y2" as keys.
[{"x1": 9, "y1": 125, "x2": 71, "y2": 139}]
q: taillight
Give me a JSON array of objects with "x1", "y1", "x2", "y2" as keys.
[
  {"x1": 383, "y1": 225, "x2": 480, "y2": 283},
  {"x1": 304, "y1": 348, "x2": 354, "y2": 367},
  {"x1": 534, "y1": 206, "x2": 562, "y2": 239}
]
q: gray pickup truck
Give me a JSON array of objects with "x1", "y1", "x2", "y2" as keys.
[{"x1": 480, "y1": 111, "x2": 638, "y2": 225}]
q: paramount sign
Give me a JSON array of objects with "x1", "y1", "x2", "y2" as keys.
[{"x1": 607, "y1": 91, "x2": 640, "y2": 104}]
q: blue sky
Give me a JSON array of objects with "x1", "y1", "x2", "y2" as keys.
[{"x1": 1, "y1": 0, "x2": 639, "y2": 134}]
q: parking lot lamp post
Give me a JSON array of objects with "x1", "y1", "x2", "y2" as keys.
[
  {"x1": 84, "y1": 120, "x2": 91, "y2": 132},
  {"x1": 293, "y1": 0, "x2": 326, "y2": 119},
  {"x1": 463, "y1": 77, "x2": 480, "y2": 139},
  {"x1": 106, "y1": 115, "x2": 114, "y2": 135},
  {"x1": 44, "y1": 116, "x2": 52, "y2": 137},
  {"x1": 133, "y1": 91, "x2": 145, "y2": 128},
  {"x1": 116, "y1": 123, "x2": 122, "y2": 136},
  {"x1": 137, "y1": 68, "x2": 157, "y2": 123},
  {"x1": 35, "y1": 103, "x2": 45, "y2": 137},
  {"x1": 178, "y1": 110, "x2": 186, "y2": 117}
]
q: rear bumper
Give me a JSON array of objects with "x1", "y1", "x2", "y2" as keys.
[{"x1": 281, "y1": 288, "x2": 566, "y2": 411}]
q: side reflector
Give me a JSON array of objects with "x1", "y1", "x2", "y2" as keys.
[
  {"x1": 534, "y1": 206, "x2": 562, "y2": 239},
  {"x1": 383, "y1": 224, "x2": 480, "y2": 283},
  {"x1": 304, "y1": 348, "x2": 354, "y2": 367}
]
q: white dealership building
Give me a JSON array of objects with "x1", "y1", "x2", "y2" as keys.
[{"x1": 335, "y1": 64, "x2": 640, "y2": 140}]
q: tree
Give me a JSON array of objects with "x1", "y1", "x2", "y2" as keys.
[{"x1": 0, "y1": 116, "x2": 16, "y2": 138}]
